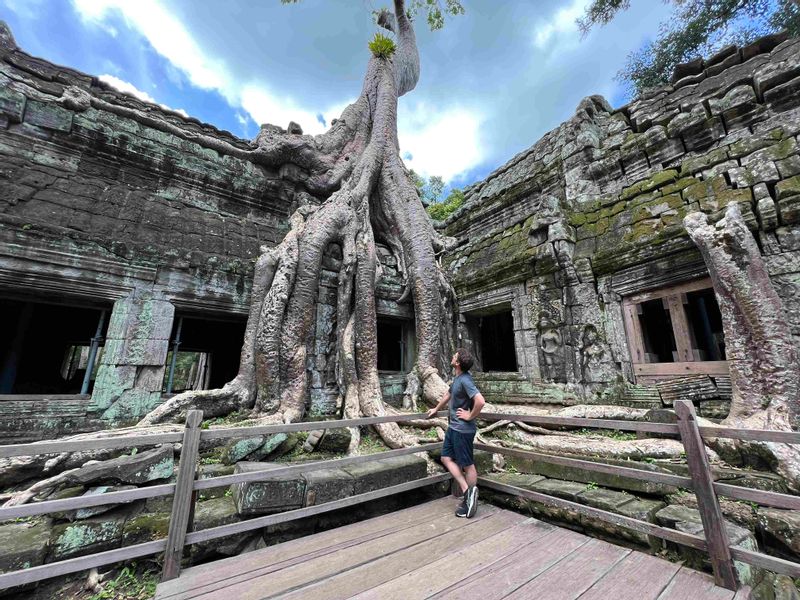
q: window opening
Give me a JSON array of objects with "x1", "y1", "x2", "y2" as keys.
[
  {"x1": 638, "y1": 299, "x2": 677, "y2": 363},
  {"x1": 685, "y1": 289, "x2": 726, "y2": 361}
]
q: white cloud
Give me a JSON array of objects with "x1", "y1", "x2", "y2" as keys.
[
  {"x1": 72, "y1": 0, "x2": 353, "y2": 136},
  {"x1": 533, "y1": 0, "x2": 591, "y2": 50},
  {"x1": 72, "y1": 0, "x2": 478, "y2": 180},
  {"x1": 99, "y1": 74, "x2": 188, "y2": 117},
  {"x1": 398, "y1": 102, "x2": 484, "y2": 183}
]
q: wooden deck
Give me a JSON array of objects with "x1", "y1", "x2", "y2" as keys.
[{"x1": 154, "y1": 497, "x2": 751, "y2": 600}]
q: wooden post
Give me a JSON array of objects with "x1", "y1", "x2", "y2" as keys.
[
  {"x1": 161, "y1": 410, "x2": 203, "y2": 582},
  {"x1": 674, "y1": 400, "x2": 738, "y2": 590}
]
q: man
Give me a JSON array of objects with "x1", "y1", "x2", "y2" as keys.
[{"x1": 427, "y1": 347, "x2": 486, "y2": 518}]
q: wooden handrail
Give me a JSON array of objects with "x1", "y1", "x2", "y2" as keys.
[
  {"x1": 1, "y1": 403, "x2": 799, "y2": 592},
  {"x1": 675, "y1": 400, "x2": 737, "y2": 589}
]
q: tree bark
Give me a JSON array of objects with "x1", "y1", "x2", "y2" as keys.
[
  {"x1": 137, "y1": 0, "x2": 452, "y2": 449},
  {"x1": 684, "y1": 203, "x2": 800, "y2": 490}
]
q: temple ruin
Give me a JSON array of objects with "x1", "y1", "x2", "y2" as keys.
[{"x1": 1, "y1": 18, "x2": 800, "y2": 599}]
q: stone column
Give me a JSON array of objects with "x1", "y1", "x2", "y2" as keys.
[
  {"x1": 91, "y1": 288, "x2": 174, "y2": 423},
  {"x1": 512, "y1": 282, "x2": 541, "y2": 380}
]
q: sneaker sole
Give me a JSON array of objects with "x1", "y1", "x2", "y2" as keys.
[{"x1": 466, "y1": 487, "x2": 478, "y2": 518}]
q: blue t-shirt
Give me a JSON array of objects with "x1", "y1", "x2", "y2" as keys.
[{"x1": 449, "y1": 372, "x2": 479, "y2": 433}]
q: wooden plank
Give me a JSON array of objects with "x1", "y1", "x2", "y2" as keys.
[
  {"x1": 622, "y1": 301, "x2": 646, "y2": 365},
  {"x1": 697, "y1": 426, "x2": 800, "y2": 444},
  {"x1": 184, "y1": 474, "x2": 451, "y2": 544},
  {"x1": 577, "y1": 551, "x2": 681, "y2": 599},
  {"x1": 502, "y1": 538, "x2": 630, "y2": 599},
  {"x1": 0, "y1": 540, "x2": 165, "y2": 590},
  {"x1": 478, "y1": 477, "x2": 708, "y2": 551},
  {"x1": 429, "y1": 526, "x2": 589, "y2": 600},
  {"x1": 157, "y1": 498, "x2": 456, "y2": 599},
  {"x1": 626, "y1": 278, "x2": 713, "y2": 305},
  {"x1": 193, "y1": 442, "x2": 442, "y2": 491},
  {"x1": 479, "y1": 413, "x2": 680, "y2": 435},
  {"x1": 667, "y1": 294, "x2": 694, "y2": 363},
  {"x1": 265, "y1": 509, "x2": 532, "y2": 600},
  {"x1": 0, "y1": 483, "x2": 174, "y2": 521},
  {"x1": 198, "y1": 411, "x2": 445, "y2": 441},
  {"x1": 656, "y1": 567, "x2": 735, "y2": 600},
  {"x1": 187, "y1": 510, "x2": 498, "y2": 599},
  {"x1": 732, "y1": 586, "x2": 753, "y2": 600},
  {"x1": 0, "y1": 431, "x2": 184, "y2": 458},
  {"x1": 162, "y1": 410, "x2": 203, "y2": 581},
  {"x1": 675, "y1": 400, "x2": 737, "y2": 590},
  {"x1": 730, "y1": 546, "x2": 800, "y2": 579},
  {"x1": 0, "y1": 412, "x2": 447, "y2": 458},
  {"x1": 634, "y1": 361, "x2": 730, "y2": 377},
  {"x1": 475, "y1": 443, "x2": 692, "y2": 488},
  {"x1": 714, "y1": 482, "x2": 800, "y2": 511},
  {"x1": 349, "y1": 518, "x2": 551, "y2": 600}
]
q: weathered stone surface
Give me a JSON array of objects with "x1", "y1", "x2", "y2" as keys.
[
  {"x1": 315, "y1": 428, "x2": 352, "y2": 454},
  {"x1": 232, "y1": 462, "x2": 306, "y2": 516},
  {"x1": 656, "y1": 504, "x2": 760, "y2": 585},
  {"x1": 302, "y1": 468, "x2": 355, "y2": 505},
  {"x1": 343, "y1": 454, "x2": 428, "y2": 494},
  {"x1": 121, "y1": 511, "x2": 170, "y2": 545},
  {"x1": 49, "y1": 511, "x2": 127, "y2": 561},
  {"x1": 72, "y1": 485, "x2": 138, "y2": 520},
  {"x1": 757, "y1": 508, "x2": 800, "y2": 559},
  {"x1": 0, "y1": 520, "x2": 51, "y2": 572}
]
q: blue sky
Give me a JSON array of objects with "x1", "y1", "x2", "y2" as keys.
[{"x1": 1, "y1": 0, "x2": 675, "y2": 191}]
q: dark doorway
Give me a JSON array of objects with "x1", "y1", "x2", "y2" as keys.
[
  {"x1": 163, "y1": 315, "x2": 246, "y2": 392},
  {"x1": 638, "y1": 299, "x2": 677, "y2": 363},
  {"x1": 377, "y1": 318, "x2": 414, "y2": 372},
  {"x1": 478, "y1": 311, "x2": 518, "y2": 372},
  {"x1": 0, "y1": 298, "x2": 109, "y2": 394}
]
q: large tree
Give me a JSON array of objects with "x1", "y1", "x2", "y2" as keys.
[
  {"x1": 137, "y1": 0, "x2": 463, "y2": 450},
  {"x1": 579, "y1": 0, "x2": 800, "y2": 96}
]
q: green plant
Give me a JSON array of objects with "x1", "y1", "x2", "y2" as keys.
[
  {"x1": 21, "y1": 223, "x2": 32, "y2": 231},
  {"x1": 426, "y1": 188, "x2": 465, "y2": 221},
  {"x1": 368, "y1": 33, "x2": 396, "y2": 58},
  {"x1": 89, "y1": 563, "x2": 157, "y2": 600},
  {"x1": 584, "y1": 481, "x2": 599, "y2": 491}
]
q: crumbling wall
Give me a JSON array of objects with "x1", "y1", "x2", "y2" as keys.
[{"x1": 443, "y1": 32, "x2": 800, "y2": 404}]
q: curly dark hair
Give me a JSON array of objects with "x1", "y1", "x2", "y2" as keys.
[{"x1": 455, "y1": 347, "x2": 474, "y2": 372}]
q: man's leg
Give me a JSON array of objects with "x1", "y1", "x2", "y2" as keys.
[
  {"x1": 463, "y1": 464, "x2": 477, "y2": 488},
  {"x1": 441, "y1": 456, "x2": 468, "y2": 494}
]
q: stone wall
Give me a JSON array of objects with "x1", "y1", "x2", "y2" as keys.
[
  {"x1": 442, "y1": 32, "x2": 800, "y2": 405},
  {"x1": 0, "y1": 22, "x2": 407, "y2": 427}
]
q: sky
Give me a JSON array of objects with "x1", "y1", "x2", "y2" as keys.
[{"x1": 0, "y1": 0, "x2": 675, "y2": 192}]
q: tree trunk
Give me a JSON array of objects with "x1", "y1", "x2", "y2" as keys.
[
  {"x1": 138, "y1": 0, "x2": 452, "y2": 449},
  {"x1": 684, "y1": 203, "x2": 800, "y2": 490}
]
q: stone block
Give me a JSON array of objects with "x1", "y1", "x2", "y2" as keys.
[
  {"x1": 50, "y1": 512, "x2": 126, "y2": 561},
  {"x1": 343, "y1": 454, "x2": 427, "y2": 494},
  {"x1": 656, "y1": 504, "x2": 760, "y2": 585},
  {"x1": 0, "y1": 520, "x2": 51, "y2": 572},
  {"x1": 194, "y1": 496, "x2": 240, "y2": 531},
  {"x1": 757, "y1": 508, "x2": 800, "y2": 559},
  {"x1": 316, "y1": 428, "x2": 352, "y2": 453},
  {"x1": 23, "y1": 98, "x2": 73, "y2": 132},
  {"x1": 122, "y1": 511, "x2": 171, "y2": 545},
  {"x1": 232, "y1": 462, "x2": 306, "y2": 516},
  {"x1": 302, "y1": 468, "x2": 355, "y2": 505},
  {"x1": 0, "y1": 86, "x2": 25, "y2": 122}
]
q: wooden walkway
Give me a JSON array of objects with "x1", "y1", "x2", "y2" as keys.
[{"x1": 154, "y1": 497, "x2": 752, "y2": 600}]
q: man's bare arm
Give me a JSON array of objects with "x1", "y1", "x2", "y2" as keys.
[{"x1": 426, "y1": 390, "x2": 450, "y2": 418}]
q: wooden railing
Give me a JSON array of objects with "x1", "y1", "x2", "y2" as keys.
[
  {"x1": 0, "y1": 411, "x2": 449, "y2": 591},
  {"x1": 1, "y1": 400, "x2": 799, "y2": 593},
  {"x1": 478, "y1": 400, "x2": 800, "y2": 590}
]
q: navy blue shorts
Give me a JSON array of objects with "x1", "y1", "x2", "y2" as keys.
[{"x1": 442, "y1": 428, "x2": 475, "y2": 468}]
